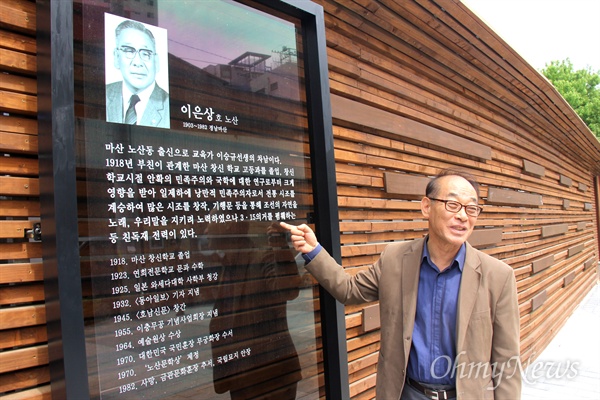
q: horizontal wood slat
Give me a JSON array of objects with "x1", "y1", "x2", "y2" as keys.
[
  {"x1": 0, "y1": 115, "x2": 38, "y2": 135},
  {"x1": 0, "y1": 242, "x2": 42, "y2": 261},
  {"x1": 532, "y1": 254, "x2": 554, "y2": 274},
  {"x1": 0, "y1": 367, "x2": 50, "y2": 395},
  {"x1": 0, "y1": 72, "x2": 36, "y2": 94},
  {"x1": 0, "y1": 283, "x2": 45, "y2": 305},
  {"x1": 0, "y1": 131, "x2": 38, "y2": 154},
  {"x1": 0, "y1": 49, "x2": 36, "y2": 75},
  {"x1": 0, "y1": 30, "x2": 36, "y2": 55},
  {"x1": 0, "y1": 176, "x2": 39, "y2": 196},
  {"x1": 383, "y1": 172, "x2": 429, "y2": 198},
  {"x1": 0, "y1": 156, "x2": 38, "y2": 176},
  {"x1": 541, "y1": 224, "x2": 568, "y2": 238},
  {"x1": 531, "y1": 290, "x2": 548, "y2": 312},
  {"x1": 559, "y1": 175, "x2": 573, "y2": 187},
  {"x1": 563, "y1": 272, "x2": 575, "y2": 287},
  {"x1": 0, "y1": 200, "x2": 40, "y2": 217},
  {"x1": 0, "y1": 325, "x2": 47, "y2": 350},
  {"x1": 486, "y1": 187, "x2": 543, "y2": 207},
  {"x1": 0, "y1": 262, "x2": 44, "y2": 284},
  {"x1": 0, "y1": 385, "x2": 52, "y2": 400},
  {"x1": 468, "y1": 228, "x2": 503, "y2": 248},
  {"x1": 0, "y1": 89, "x2": 37, "y2": 113},
  {"x1": 0, "y1": 0, "x2": 36, "y2": 33},
  {"x1": 331, "y1": 94, "x2": 492, "y2": 161},
  {"x1": 583, "y1": 258, "x2": 596, "y2": 271},
  {"x1": 0, "y1": 220, "x2": 36, "y2": 239},
  {"x1": 567, "y1": 244, "x2": 584, "y2": 257},
  {"x1": 0, "y1": 345, "x2": 49, "y2": 374},
  {"x1": 0, "y1": 305, "x2": 46, "y2": 330},
  {"x1": 522, "y1": 160, "x2": 545, "y2": 178}
]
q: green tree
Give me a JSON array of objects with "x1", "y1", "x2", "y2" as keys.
[{"x1": 541, "y1": 59, "x2": 600, "y2": 140}]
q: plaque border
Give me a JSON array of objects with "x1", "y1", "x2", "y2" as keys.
[{"x1": 37, "y1": 0, "x2": 347, "y2": 399}]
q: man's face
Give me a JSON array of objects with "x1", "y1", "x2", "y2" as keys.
[
  {"x1": 422, "y1": 175, "x2": 478, "y2": 250},
  {"x1": 114, "y1": 28, "x2": 158, "y2": 93}
]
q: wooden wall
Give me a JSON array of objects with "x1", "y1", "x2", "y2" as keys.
[
  {"x1": 316, "y1": 0, "x2": 600, "y2": 398},
  {"x1": 0, "y1": 0, "x2": 51, "y2": 399},
  {"x1": 0, "y1": 0, "x2": 599, "y2": 399}
]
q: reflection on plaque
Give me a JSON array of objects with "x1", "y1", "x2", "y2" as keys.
[{"x1": 207, "y1": 218, "x2": 302, "y2": 398}]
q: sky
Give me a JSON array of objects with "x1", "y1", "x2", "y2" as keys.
[{"x1": 462, "y1": 0, "x2": 600, "y2": 72}]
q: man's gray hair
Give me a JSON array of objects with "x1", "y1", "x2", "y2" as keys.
[
  {"x1": 426, "y1": 169, "x2": 480, "y2": 200},
  {"x1": 115, "y1": 19, "x2": 156, "y2": 47}
]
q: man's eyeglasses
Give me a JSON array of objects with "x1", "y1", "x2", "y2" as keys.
[
  {"x1": 428, "y1": 198, "x2": 483, "y2": 217},
  {"x1": 118, "y1": 46, "x2": 155, "y2": 62}
]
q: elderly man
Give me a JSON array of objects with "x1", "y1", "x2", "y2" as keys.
[
  {"x1": 106, "y1": 19, "x2": 170, "y2": 128},
  {"x1": 281, "y1": 169, "x2": 521, "y2": 399}
]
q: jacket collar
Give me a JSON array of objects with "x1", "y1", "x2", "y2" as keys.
[
  {"x1": 401, "y1": 238, "x2": 425, "y2": 342},
  {"x1": 456, "y1": 242, "x2": 482, "y2": 350}
]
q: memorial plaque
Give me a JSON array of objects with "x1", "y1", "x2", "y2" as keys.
[{"x1": 73, "y1": 1, "x2": 323, "y2": 398}]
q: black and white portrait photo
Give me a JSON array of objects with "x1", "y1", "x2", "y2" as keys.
[{"x1": 105, "y1": 14, "x2": 170, "y2": 128}]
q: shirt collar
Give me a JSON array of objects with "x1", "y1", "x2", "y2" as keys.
[
  {"x1": 423, "y1": 237, "x2": 466, "y2": 272},
  {"x1": 122, "y1": 82, "x2": 156, "y2": 106}
]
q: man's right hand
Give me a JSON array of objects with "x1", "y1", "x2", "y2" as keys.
[{"x1": 279, "y1": 222, "x2": 318, "y2": 254}]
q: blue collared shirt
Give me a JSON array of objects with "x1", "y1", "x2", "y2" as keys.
[{"x1": 407, "y1": 241, "x2": 465, "y2": 385}]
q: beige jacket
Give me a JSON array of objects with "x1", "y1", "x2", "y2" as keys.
[{"x1": 305, "y1": 237, "x2": 521, "y2": 400}]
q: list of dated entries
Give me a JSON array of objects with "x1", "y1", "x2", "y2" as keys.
[{"x1": 88, "y1": 140, "x2": 301, "y2": 398}]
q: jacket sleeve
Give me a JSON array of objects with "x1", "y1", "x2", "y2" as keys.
[{"x1": 304, "y1": 247, "x2": 380, "y2": 304}]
